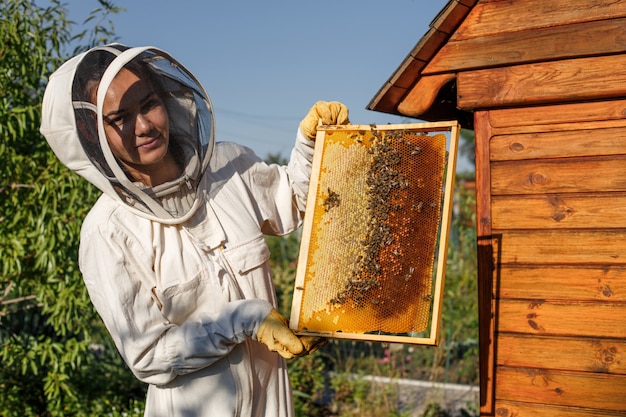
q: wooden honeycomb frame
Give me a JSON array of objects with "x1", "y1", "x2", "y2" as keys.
[{"x1": 289, "y1": 121, "x2": 459, "y2": 345}]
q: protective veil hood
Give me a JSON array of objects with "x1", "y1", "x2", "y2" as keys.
[{"x1": 40, "y1": 44, "x2": 215, "y2": 224}]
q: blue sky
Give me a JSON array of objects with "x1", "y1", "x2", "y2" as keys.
[{"x1": 64, "y1": 0, "x2": 450, "y2": 160}]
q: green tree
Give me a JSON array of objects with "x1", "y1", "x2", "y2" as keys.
[{"x1": 0, "y1": 1, "x2": 145, "y2": 415}]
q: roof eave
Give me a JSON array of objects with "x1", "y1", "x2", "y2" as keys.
[{"x1": 367, "y1": 0, "x2": 476, "y2": 123}]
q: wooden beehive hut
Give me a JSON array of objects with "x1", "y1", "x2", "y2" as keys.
[{"x1": 367, "y1": 1, "x2": 626, "y2": 416}]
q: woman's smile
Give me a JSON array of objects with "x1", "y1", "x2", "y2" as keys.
[{"x1": 136, "y1": 135, "x2": 163, "y2": 150}]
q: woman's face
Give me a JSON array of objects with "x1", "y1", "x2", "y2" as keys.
[{"x1": 101, "y1": 68, "x2": 170, "y2": 178}]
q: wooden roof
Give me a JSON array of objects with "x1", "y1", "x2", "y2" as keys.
[
  {"x1": 367, "y1": 0, "x2": 476, "y2": 127},
  {"x1": 368, "y1": 0, "x2": 626, "y2": 129}
]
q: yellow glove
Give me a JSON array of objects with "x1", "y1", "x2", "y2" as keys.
[
  {"x1": 257, "y1": 308, "x2": 304, "y2": 359},
  {"x1": 299, "y1": 335, "x2": 328, "y2": 355},
  {"x1": 299, "y1": 101, "x2": 350, "y2": 141}
]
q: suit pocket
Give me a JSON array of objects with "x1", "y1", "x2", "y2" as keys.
[
  {"x1": 221, "y1": 234, "x2": 270, "y2": 275},
  {"x1": 157, "y1": 269, "x2": 223, "y2": 324}
]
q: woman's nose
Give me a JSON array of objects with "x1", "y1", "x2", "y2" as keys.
[{"x1": 134, "y1": 112, "x2": 152, "y2": 135}]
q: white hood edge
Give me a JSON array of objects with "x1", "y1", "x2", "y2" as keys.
[{"x1": 40, "y1": 45, "x2": 213, "y2": 225}]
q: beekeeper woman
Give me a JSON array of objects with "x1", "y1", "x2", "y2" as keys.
[{"x1": 39, "y1": 44, "x2": 349, "y2": 417}]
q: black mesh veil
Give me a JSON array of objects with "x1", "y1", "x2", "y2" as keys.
[{"x1": 70, "y1": 45, "x2": 215, "y2": 220}]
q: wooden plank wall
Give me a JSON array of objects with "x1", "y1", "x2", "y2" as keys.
[
  {"x1": 480, "y1": 101, "x2": 626, "y2": 417},
  {"x1": 419, "y1": 1, "x2": 626, "y2": 415}
]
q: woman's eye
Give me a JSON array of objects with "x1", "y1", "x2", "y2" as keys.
[
  {"x1": 141, "y1": 93, "x2": 163, "y2": 111},
  {"x1": 142, "y1": 100, "x2": 157, "y2": 112},
  {"x1": 105, "y1": 115, "x2": 127, "y2": 128}
]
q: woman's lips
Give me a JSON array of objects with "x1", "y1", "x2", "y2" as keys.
[{"x1": 137, "y1": 136, "x2": 161, "y2": 149}]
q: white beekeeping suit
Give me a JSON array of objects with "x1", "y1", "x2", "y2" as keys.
[{"x1": 39, "y1": 44, "x2": 342, "y2": 417}]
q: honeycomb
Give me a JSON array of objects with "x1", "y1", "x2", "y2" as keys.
[{"x1": 293, "y1": 126, "x2": 448, "y2": 335}]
